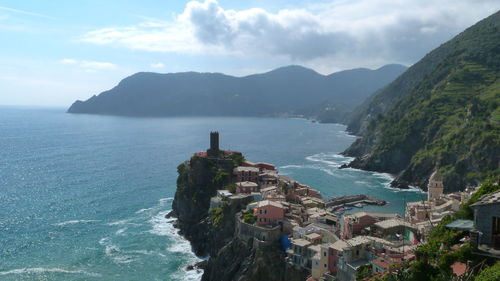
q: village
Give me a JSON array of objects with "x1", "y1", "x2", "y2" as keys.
[{"x1": 201, "y1": 133, "x2": 499, "y2": 281}]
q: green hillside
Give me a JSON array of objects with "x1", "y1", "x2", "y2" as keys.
[{"x1": 345, "y1": 11, "x2": 500, "y2": 191}]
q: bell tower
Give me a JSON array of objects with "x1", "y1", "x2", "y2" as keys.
[{"x1": 427, "y1": 170, "x2": 444, "y2": 201}]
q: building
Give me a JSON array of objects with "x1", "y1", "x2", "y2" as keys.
[
  {"x1": 370, "y1": 219, "x2": 418, "y2": 242},
  {"x1": 234, "y1": 166, "x2": 260, "y2": 182},
  {"x1": 336, "y1": 236, "x2": 373, "y2": 281},
  {"x1": 471, "y1": 190, "x2": 500, "y2": 251},
  {"x1": 288, "y1": 238, "x2": 313, "y2": 268},
  {"x1": 427, "y1": 170, "x2": 444, "y2": 201},
  {"x1": 235, "y1": 181, "x2": 259, "y2": 194},
  {"x1": 255, "y1": 200, "x2": 285, "y2": 225},
  {"x1": 311, "y1": 244, "x2": 330, "y2": 280},
  {"x1": 328, "y1": 239, "x2": 349, "y2": 275},
  {"x1": 342, "y1": 212, "x2": 400, "y2": 239}
]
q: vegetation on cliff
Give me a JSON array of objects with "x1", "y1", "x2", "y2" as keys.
[
  {"x1": 172, "y1": 154, "x2": 237, "y2": 255},
  {"x1": 345, "y1": 11, "x2": 500, "y2": 191}
]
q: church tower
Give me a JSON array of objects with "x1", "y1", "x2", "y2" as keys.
[
  {"x1": 427, "y1": 170, "x2": 444, "y2": 201},
  {"x1": 207, "y1": 131, "x2": 220, "y2": 157}
]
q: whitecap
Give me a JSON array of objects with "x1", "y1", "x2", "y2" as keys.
[
  {"x1": 106, "y1": 219, "x2": 141, "y2": 226},
  {"x1": 103, "y1": 244, "x2": 137, "y2": 264},
  {"x1": 0, "y1": 267, "x2": 100, "y2": 277},
  {"x1": 135, "y1": 207, "x2": 155, "y2": 214},
  {"x1": 115, "y1": 227, "x2": 127, "y2": 235},
  {"x1": 53, "y1": 220, "x2": 100, "y2": 226},
  {"x1": 279, "y1": 164, "x2": 305, "y2": 169},
  {"x1": 172, "y1": 267, "x2": 204, "y2": 281}
]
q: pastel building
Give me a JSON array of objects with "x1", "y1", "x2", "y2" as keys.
[
  {"x1": 311, "y1": 244, "x2": 330, "y2": 279},
  {"x1": 256, "y1": 200, "x2": 285, "y2": 225},
  {"x1": 328, "y1": 240, "x2": 348, "y2": 275},
  {"x1": 236, "y1": 181, "x2": 259, "y2": 194},
  {"x1": 342, "y1": 212, "x2": 400, "y2": 239},
  {"x1": 234, "y1": 166, "x2": 260, "y2": 182}
]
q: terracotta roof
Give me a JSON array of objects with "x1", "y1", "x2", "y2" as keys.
[
  {"x1": 451, "y1": 262, "x2": 467, "y2": 276},
  {"x1": 372, "y1": 259, "x2": 390, "y2": 268}
]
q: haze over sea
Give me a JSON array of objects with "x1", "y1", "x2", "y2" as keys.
[{"x1": 0, "y1": 106, "x2": 424, "y2": 281}]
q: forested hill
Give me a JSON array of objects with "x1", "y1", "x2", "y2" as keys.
[
  {"x1": 344, "y1": 10, "x2": 500, "y2": 192},
  {"x1": 67, "y1": 64, "x2": 406, "y2": 118}
]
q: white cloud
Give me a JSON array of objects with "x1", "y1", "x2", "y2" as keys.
[
  {"x1": 59, "y1": 58, "x2": 117, "y2": 71},
  {"x1": 0, "y1": 5, "x2": 57, "y2": 20},
  {"x1": 150, "y1": 62, "x2": 165, "y2": 68},
  {"x1": 60, "y1": 58, "x2": 78, "y2": 64},
  {"x1": 80, "y1": 0, "x2": 500, "y2": 70}
]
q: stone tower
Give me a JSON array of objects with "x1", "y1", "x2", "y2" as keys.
[
  {"x1": 207, "y1": 131, "x2": 220, "y2": 157},
  {"x1": 427, "y1": 170, "x2": 444, "y2": 201}
]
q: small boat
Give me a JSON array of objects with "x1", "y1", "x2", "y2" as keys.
[
  {"x1": 333, "y1": 211, "x2": 344, "y2": 216},
  {"x1": 344, "y1": 206, "x2": 352, "y2": 210},
  {"x1": 354, "y1": 203, "x2": 364, "y2": 208}
]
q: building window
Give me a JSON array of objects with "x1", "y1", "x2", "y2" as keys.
[
  {"x1": 324, "y1": 264, "x2": 327, "y2": 268},
  {"x1": 324, "y1": 252, "x2": 327, "y2": 257},
  {"x1": 356, "y1": 249, "x2": 359, "y2": 256}
]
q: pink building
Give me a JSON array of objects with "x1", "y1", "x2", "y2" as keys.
[
  {"x1": 255, "y1": 200, "x2": 285, "y2": 225},
  {"x1": 328, "y1": 240, "x2": 348, "y2": 275}
]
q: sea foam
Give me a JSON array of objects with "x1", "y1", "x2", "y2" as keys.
[{"x1": 0, "y1": 267, "x2": 101, "y2": 277}]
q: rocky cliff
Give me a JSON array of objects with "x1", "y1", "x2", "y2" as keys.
[
  {"x1": 170, "y1": 153, "x2": 308, "y2": 280},
  {"x1": 343, "y1": 11, "x2": 500, "y2": 192}
]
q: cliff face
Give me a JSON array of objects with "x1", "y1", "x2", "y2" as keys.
[
  {"x1": 171, "y1": 155, "x2": 235, "y2": 256},
  {"x1": 343, "y1": 11, "x2": 500, "y2": 192},
  {"x1": 171, "y1": 154, "x2": 309, "y2": 280},
  {"x1": 202, "y1": 239, "x2": 308, "y2": 281}
]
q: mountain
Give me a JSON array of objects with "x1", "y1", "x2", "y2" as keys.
[
  {"x1": 67, "y1": 64, "x2": 406, "y2": 118},
  {"x1": 344, "y1": 11, "x2": 500, "y2": 192}
]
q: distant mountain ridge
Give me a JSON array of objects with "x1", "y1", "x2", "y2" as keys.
[
  {"x1": 67, "y1": 64, "x2": 406, "y2": 119},
  {"x1": 344, "y1": 10, "x2": 500, "y2": 191}
]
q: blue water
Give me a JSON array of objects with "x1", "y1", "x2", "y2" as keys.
[{"x1": 0, "y1": 107, "x2": 424, "y2": 280}]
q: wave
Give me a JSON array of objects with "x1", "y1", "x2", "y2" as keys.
[
  {"x1": 53, "y1": 220, "x2": 100, "y2": 226},
  {"x1": 149, "y1": 211, "x2": 194, "y2": 254},
  {"x1": 305, "y1": 152, "x2": 354, "y2": 167},
  {"x1": 172, "y1": 267, "x2": 204, "y2": 281},
  {"x1": 148, "y1": 211, "x2": 204, "y2": 280},
  {"x1": 279, "y1": 164, "x2": 306, "y2": 169},
  {"x1": 100, "y1": 238, "x2": 137, "y2": 264},
  {"x1": 115, "y1": 227, "x2": 127, "y2": 235},
  {"x1": 0, "y1": 267, "x2": 100, "y2": 277},
  {"x1": 106, "y1": 219, "x2": 141, "y2": 226}
]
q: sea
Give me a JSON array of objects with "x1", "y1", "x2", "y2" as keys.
[{"x1": 0, "y1": 106, "x2": 425, "y2": 281}]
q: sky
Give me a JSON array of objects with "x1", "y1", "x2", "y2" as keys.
[{"x1": 0, "y1": 0, "x2": 499, "y2": 107}]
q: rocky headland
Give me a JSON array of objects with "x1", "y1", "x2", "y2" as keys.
[{"x1": 168, "y1": 148, "x2": 308, "y2": 281}]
